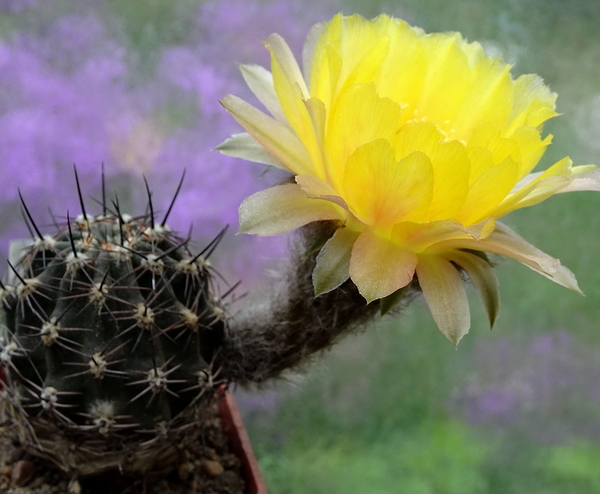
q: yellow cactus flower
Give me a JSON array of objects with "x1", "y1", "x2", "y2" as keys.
[{"x1": 218, "y1": 13, "x2": 600, "y2": 344}]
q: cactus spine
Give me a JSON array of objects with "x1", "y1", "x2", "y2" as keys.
[{"x1": 0, "y1": 172, "x2": 228, "y2": 475}]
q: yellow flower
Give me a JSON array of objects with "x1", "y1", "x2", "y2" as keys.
[{"x1": 218, "y1": 13, "x2": 600, "y2": 344}]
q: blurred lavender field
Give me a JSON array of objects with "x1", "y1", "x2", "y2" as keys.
[
  {"x1": 1, "y1": 1, "x2": 600, "y2": 493},
  {"x1": 0, "y1": 0, "x2": 337, "y2": 284}
]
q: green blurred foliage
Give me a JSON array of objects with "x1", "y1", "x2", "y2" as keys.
[{"x1": 99, "y1": 0, "x2": 203, "y2": 70}]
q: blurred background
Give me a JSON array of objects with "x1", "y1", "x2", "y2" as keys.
[{"x1": 1, "y1": 0, "x2": 599, "y2": 492}]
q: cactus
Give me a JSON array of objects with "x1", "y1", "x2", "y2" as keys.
[
  {"x1": 0, "y1": 171, "x2": 232, "y2": 476},
  {"x1": 0, "y1": 171, "x2": 398, "y2": 484}
]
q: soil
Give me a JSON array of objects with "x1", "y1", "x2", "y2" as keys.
[{"x1": 0, "y1": 407, "x2": 246, "y2": 494}]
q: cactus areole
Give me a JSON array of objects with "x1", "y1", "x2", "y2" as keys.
[{"x1": 0, "y1": 173, "x2": 231, "y2": 476}]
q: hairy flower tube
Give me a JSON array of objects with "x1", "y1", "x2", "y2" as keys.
[{"x1": 218, "y1": 13, "x2": 600, "y2": 344}]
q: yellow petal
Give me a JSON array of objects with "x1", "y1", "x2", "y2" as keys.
[
  {"x1": 466, "y1": 217, "x2": 497, "y2": 240},
  {"x1": 392, "y1": 217, "x2": 496, "y2": 253},
  {"x1": 452, "y1": 58, "x2": 513, "y2": 137},
  {"x1": 343, "y1": 139, "x2": 433, "y2": 226},
  {"x1": 416, "y1": 33, "x2": 471, "y2": 125},
  {"x1": 239, "y1": 184, "x2": 342, "y2": 236},
  {"x1": 350, "y1": 228, "x2": 417, "y2": 302},
  {"x1": 267, "y1": 36, "x2": 326, "y2": 179},
  {"x1": 376, "y1": 19, "x2": 426, "y2": 107},
  {"x1": 334, "y1": 35, "x2": 390, "y2": 98},
  {"x1": 467, "y1": 123, "x2": 521, "y2": 180},
  {"x1": 308, "y1": 43, "x2": 343, "y2": 111},
  {"x1": 493, "y1": 157, "x2": 573, "y2": 216},
  {"x1": 510, "y1": 127, "x2": 552, "y2": 178},
  {"x1": 265, "y1": 33, "x2": 309, "y2": 96},
  {"x1": 304, "y1": 97, "x2": 327, "y2": 153},
  {"x1": 393, "y1": 122, "x2": 471, "y2": 219},
  {"x1": 313, "y1": 227, "x2": 360, "y2": 296},
  {"x1": 393, "y1": 220, "x2": 470, "y2": 251},
  {"x1": 310, "y1": 13, "x2": 390, "y2": 103},
  {"x1": 416, "y1": 254, "x2": 470, "y2": 346},
  {"x1": 508, "y1": 73, "x2": 558, "y2": 132},
  {"x1": 325, "y1": 83, "x2": 402, "y2": 186},
  {"x1": 457, "y1": 155, "x2": 519, "y2": 224}
]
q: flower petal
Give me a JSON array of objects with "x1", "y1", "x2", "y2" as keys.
[
  {"x1": 493, "y1": 157, "x2": 573, "y2": 216},
  {"x1": 267, "y1": 34, "x2": 326, "y2": 178},
  {"x1": 215, "y1": 132, "x2": 285, "y2": 169},
  {"x1": 265, "y1": 33, "x2": 309, "y2": 97},
  {"x1": 392, "y1": 122, "x2": 472, "y2": 218},
  {"x1": 508, "y1": 73, "x2": 558, "y2": 132},
  {"x1": 239, "y1": 64, "x2": 286, "y2": 122},
  {"x1": 313, "y1": 227, "x2": 360, "y2": 296},
  {"x1": 425, "y1": 222, "x2": 581, "y2": 293},
  {"x1": 491, "y1": 222, "x2": 581, "y2": 293},
  {"x1": 452, "y1": 57, "x2": 513, "y2": 137},
  {"x1": 302, "y1": 20, "x2": 327, "y2": 83},
  {"x1": 416, "y1": 33, "x2": 471, "y2": 127},
  {"x1": 343, "y1": 139, "x2": 433, "y2": 226},
  {"x1": 448, "y1": 250, "x2": 500, "y2": 328},
  {"x1": 558, "y1": 165, "x2": 600, "y2": 193},
  {"x1": 416, "y1": 254, "x2": 470, "y2": 346},
  {"x1": 295, "y1": 174, "x2": 338, "y2": 197},
  {"x1": 239, "y1": 184, "x2": 342, "y2": 236},
  {"x1": 350, "y1": 228, "x2": 418, "y2": 302},
  {"x1": 457, "y1": 155, "x2": 519, "y2": 224},
  {"x1": 220, "y1": 94, "x2": 311, "y2": 175},
  {"x1": 326, "y1": 83, "x2": 403, "y2": 185},
  {"x1": 295, "y1": 175, "x2": 350, "y2": 211}
]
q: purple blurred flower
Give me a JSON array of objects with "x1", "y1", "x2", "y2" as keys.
[
  {"x1": 0, "y1": 0, "x2": 38, "y2": 13},
  {"x1": 197, "y1": 0, "x2": 337, "y2": 68},
  {"x1": 0, "y1": 14, "x2": 138, "y2": 255},
  {"x1": 0, "y1": 0, "x2": 339, "y2": 285},
  {"x1": 449, "y1": 332, "x2": 600, "y2": 444}
]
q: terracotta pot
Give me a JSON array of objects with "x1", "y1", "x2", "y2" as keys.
[{"x1": 217, "y1": 390, "x2": 267, "y2": 494}]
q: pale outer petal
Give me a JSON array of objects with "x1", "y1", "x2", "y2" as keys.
[
  {"x1": 425, "y1": 222, "x2": 581, "y2": 293},
  {"x1": 220, "y1": 94, "x2": 312, "y2": 175},
  {"x1": 492, "y1": 222, "x2": 581, "y2": 293},
  {"x1": 349, "y1": 228, "x2": 418, "y2": 303},
  {"x1": 302, "y1": 21, "x2": 327, "y2": 83},
  {"x1": 416, "y1": 254, "x2": 471, "y2": 346},
  {"x1": 448, "y1": 250, "x2": 500, "y2": 328},
  {"x1": 238, "y1": 184, "x2": 342, "y2": 236},
  {"x1": 215, "y1": 133, "x2": 286, "y2": 169},
  {"x1": 558, "y1": 166, "x2": 600, "y2": 193},
  {"x1": 295, "y1": 175, "x2": 351, "y2": 210},
  {"x1": 240, "y1": 64, "x2": 286, "y2": 122}
]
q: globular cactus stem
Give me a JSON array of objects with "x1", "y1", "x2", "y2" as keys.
[
  {"x1": 0, "y1": 171, "x2": 412, "y2": 480},
  {"x1": 0, "y1": 170, "x2": 230, "y2": 475}
]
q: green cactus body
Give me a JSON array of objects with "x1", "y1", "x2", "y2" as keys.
[{"x1": 0, "y1": 191, "x2": 228, "y2": 475}]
